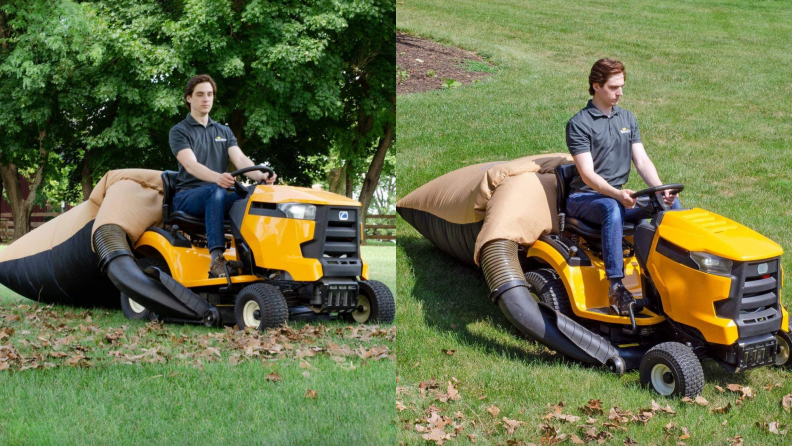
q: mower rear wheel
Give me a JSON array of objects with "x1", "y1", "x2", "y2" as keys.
[
  {"x1": 347, "y1": 280, "x2": 395, "y2": 324},
  {"x1": 525, "y1": 268, "x2": 573, "y2": 318},
  {"x1": 639, "y1": 342, "x2": 704, "y2": 397},
  {"x1": 234, "y1": 283, "x2": 288, "y2": 330},
  {"x1": 120, "y1": 258, "x2": 166, "y2": 321}
]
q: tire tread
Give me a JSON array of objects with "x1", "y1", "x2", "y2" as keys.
[
  {"x1": 525, "y1": 268, "x2": 573, "y2": 317},
  {"x1": 235, "y1": 283, "x2": 288, "y2": 330},
  {"x1": 640, "y1": 342, "x2": 704, "y2": 397},
  {"x1": 360, "y1": 280, "x2": 395, "y2": 323}
]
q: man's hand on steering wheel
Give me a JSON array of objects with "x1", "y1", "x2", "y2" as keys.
[
  {"x1": 215, "y1": 172, "x2": 235, "y2": 189},
  {"x1": 661, "y1": 189, "x2": 678, "y2": 206},
  {"x1": 257, "y1": 170, "x2": 277, "y2": 185},
  {"x1": 617, "y1": 189, "x2": 637, "y2": 208}
]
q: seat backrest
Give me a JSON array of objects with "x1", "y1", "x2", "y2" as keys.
[
  {"x1": 161, "y1": 171, "x2": 178, "y2": 222},
  {"x1": 555, "y1": 163, "x2": 578, "y2": 215}
]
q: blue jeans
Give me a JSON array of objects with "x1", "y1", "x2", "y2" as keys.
[
  {"x1": 172, "y1": 184, "x2": 245, "y2": 252},
  {"x1": 566, "y1": 192, "x2": 681, "y2": 279}
]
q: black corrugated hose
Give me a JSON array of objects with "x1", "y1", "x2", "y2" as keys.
[
  {"x1": 480, "y1": 239, "x2": 620, "y2": 366},
  {"x1": 92, "y1": 224, "x2": 199, "y2": 319}
]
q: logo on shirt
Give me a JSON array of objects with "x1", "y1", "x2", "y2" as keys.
[
  {"x1": 620, "y1": 127, "x2": 630, "y2": 134},
  {"x1": 339, "y1": 211, "x2": 349, "y2": 221},
  {"x1": 215, "y1": 136, "x2": 227, "y2": 142}
]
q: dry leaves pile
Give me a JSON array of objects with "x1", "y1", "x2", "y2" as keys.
[
  {"x1": 0, "y1": 303, "x2": 394, "y2": 373},
  {"x1": 402, "y1": 382, "x2": 792, "y2": 445}
]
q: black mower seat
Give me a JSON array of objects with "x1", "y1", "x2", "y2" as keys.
[
  {"x1": 555, "y1": 163, "x2": 635, "y2": 238},
  {"x1": 161, "y1": 171, "x2": 231, "y2": 235}
]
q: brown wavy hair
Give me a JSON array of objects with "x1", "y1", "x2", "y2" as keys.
[
  {"x1": 589, "y1": 59, "x2": 625, "y2": 95},
  {"x1": 184, "y1": 74, "x2": 217, "y2": 108}
]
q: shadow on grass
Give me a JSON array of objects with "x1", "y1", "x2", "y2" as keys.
[{"x1": 400, "y1": 234, "x2": 563, "y2": 366}]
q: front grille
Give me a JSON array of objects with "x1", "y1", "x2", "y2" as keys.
[
  {"x1": 323, "y1": 207, "x2": 360, "y2": 264},
  {"x1": 716, "y1": 258, "x2": 782, "y2": 338},
  {"x1": 738, "y1": 260, "x2": 779, "y2": 326},
  {"x1": 300, "y1": 206, "x2": 363, "y2": 277}
]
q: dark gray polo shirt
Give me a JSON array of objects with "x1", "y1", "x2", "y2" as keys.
[
  {"x1": 565, "y1": 100, "x2": 641, "y2": 193},
  {"x1": 169, "y1": 113, "x2": 238, "y2": 190}
]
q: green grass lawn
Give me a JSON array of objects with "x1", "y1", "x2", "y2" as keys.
[
  {"x1": 397, "y1": 1, "x2": 792, "y2": 444},
  {"x1": 0, "y1": 245, "x2": 395, "y2": 444}
]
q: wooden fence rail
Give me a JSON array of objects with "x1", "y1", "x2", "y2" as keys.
[
  {"x1": 0, "y1": 211, "x2": 64, "y2": 239},
  {"x1": 363, "y1": 214, "x2": 396, "y2": 242}
]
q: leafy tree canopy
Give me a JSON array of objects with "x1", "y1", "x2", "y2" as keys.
[{"x1": 0, "y1": 0, "x2": 394, "y2": 203}]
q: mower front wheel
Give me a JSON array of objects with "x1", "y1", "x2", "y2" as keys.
[
  {"x1": 234, "y1": 283, "x2": 288, "y2": 330},
  {"x1": 346, "y1": 280, "x2": 395, "y2": 324},
  {"x1": 774, "y1": 327, "x2": 792, "y2": 367},
  {"x1": 639, "y1": 342, "x2": 704, "y2": 398},
  {"x1": 120, "y1": 257, "x2": 166, "y2": 321}
]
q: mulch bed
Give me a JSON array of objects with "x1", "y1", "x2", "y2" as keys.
[{"x1": 396, "y1": 31, "x2": 494, "y2": 94}]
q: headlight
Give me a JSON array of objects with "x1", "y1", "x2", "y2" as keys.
[
  {"x1": 689, "y1": 252, "x2": 732, "y2": 276},
  {"x1": 277, "y1": 203, "x2": 316, "y2": 220}
]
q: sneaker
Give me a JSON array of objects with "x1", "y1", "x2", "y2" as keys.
[
  {"x1": 209, "y1": 256, "x2": 228, "y2": 279},
  {"x1": 609, "y1": 283, "x2": 635, "y2": 316}
]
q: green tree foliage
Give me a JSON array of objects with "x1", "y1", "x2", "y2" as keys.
[{"x1": 0, "y1": 0, "x2": 394, "y2": 237}]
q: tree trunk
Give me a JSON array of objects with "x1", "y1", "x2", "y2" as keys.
[
  {"x1": 81, "y1": 150, "x2": 93, "y2": 201},
  {"x1": 357, "y1": 122, "x2": 394, "y2": 219},
  {"x1": 0, "y1": 130, "x2": 50, "y2": 241},
  {"x1": 345, "y1": 171, "x2": 354, "y2": 199},
  {"x1": 328, "y1": 165, "x2": 347, "y2": 195}
]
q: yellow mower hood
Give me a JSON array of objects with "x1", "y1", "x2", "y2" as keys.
[
  {"x1": 248, "y1": 185, "x2": 361, "y2": 207},
  {"x1": 657, "y1": 209, "x2": 783, "y2": 261}
]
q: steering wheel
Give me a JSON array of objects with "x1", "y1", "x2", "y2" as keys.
[
  {"x1": 228, "y1": 165, "x2": 276, "y2": 198},
  {"x1": 630, "y1": 184, "x2": 684, "y2": 214}
]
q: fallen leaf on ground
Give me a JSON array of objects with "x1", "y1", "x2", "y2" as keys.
[
  {"x1": 649, "y1": 399, "x2": 676, "y2": 415},
  {"x1": 396, "y1": 401, "x2": 407, "y2": 412},
  {"x1": 711, "y1": 402, "x2": 731, "y2": 414},
  {"x1": 305, "y1": 389, "x2": 318, "y2": 399},
  {"x1": 501, "y1": 417, "x2": 525, "y2": 434},
  {"x1": 757, "y1": 421, "x2": 788, "y2": 435},
  {"x1": 265, "y1": 373, "x2": 281, "y2": 382},
  {"x1": 422, "y1": 428, "x2": 451, "y2": 445},
  {"x1": 441, "y1": 349, "x2": 455, "y2": 356},
  {"x1": 782, "y1": 394, "x2": 792, "y2": 412},
  {"x1": 579, "y1": 399, "x2": 604, "y2": 415},
  {"x1": 487, "y1": 405, "x2": 500, "y2": 418},
  {"x1": 769, "y1": 422, "x2": 787, "y2": 435}
]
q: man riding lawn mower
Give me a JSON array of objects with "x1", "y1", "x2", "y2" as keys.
[
  {"x1": 398, "y1": 58, "x2": 789, "y2": 398},
  {"x1": 99, "y1": 74, "x2": 395, "y2": 330},
  {"x1": 104, "y1": 164, "x2": 395, "y2": 330},
  {"x1": 522, "y1": 163, "x2": 790, "y2": 397}
]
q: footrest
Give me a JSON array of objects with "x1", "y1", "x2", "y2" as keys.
[{"x1": 587, "y1": 307, "x2": 653, "y2": 318}]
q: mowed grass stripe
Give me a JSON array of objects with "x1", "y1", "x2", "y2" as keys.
[{"x1": 397, "y1": 1, "x2": 791, "y2": 444}]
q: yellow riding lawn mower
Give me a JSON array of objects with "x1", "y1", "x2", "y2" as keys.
[
  {"x1": 93, "y1": 166, "x2": 394, "y2": 330},
  {"x1": 518, "y1": 164, "x2": 789, "y2": 397}
]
